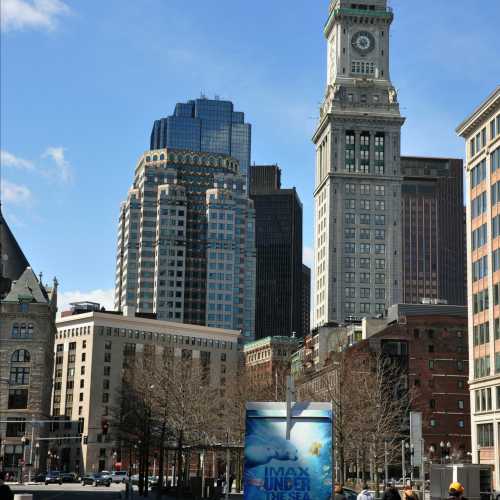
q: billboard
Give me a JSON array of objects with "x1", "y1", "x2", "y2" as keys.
[{"x1": 244, "y1": 402, "x2": 333, "y2": 500}]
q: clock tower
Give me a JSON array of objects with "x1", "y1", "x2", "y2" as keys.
[{"x1": 313, "y1": 0, "x2": 405, "y2": 326}]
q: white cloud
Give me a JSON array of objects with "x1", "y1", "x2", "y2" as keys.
[
  {"x1": 57, "y1": 288, "x2": 115, "y2": 315},
  {"x1": 1, "y1": 149, "x2": 34, "y2": 170},
  {"x1": 43, "y1": 146, "x2": 73, "y2": 183},
  {"x1": 1, "y1": 0, "x2": 70, "y2": 32},
  {"x1": 1, "y1": 179, "x2": 32, "y2": 205},
  {"x1": 303, "y1": 246, "x2": 314, "y2": 268}
]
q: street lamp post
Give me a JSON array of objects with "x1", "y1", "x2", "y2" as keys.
[
  {"x1": 35, "y1": 443, "x2": 40, "y2": 474},
  {"x1": 19, "y1": 436, "x2": 27, "y2": 484},
  {"x1": 477, "y1": 445, "x2": 481, "y2": 464}
]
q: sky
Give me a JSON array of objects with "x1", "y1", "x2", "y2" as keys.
[{"x1": 1, "y1": 0, "x2": 500, "y2": 312}]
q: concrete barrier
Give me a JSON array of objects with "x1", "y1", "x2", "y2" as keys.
[{"x1": 14, "y1": 495, "x2": 33, "y2": 500}]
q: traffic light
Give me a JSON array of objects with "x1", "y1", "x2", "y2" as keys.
[
  {"x1": 102, "y1": 420, "x2": 109, "y2": 436},
  {"x1": 83, "y1": 435, "x2": 88, "y2": 444}
]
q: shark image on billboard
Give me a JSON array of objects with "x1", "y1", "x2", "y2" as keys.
[{"x1": 244, "y1": 402, "x2": 333, "y2": 500}]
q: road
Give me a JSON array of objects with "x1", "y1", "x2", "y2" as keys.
[{"x1": 9, "y1": 482, "x2": 125, "y2": 499}]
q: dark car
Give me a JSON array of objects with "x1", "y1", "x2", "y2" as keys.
[
  {"x1": 33, "y1": 473, "x2": 47, "y2": 483},
  {"x1": 81, "y1": 473, "x2": 111, "y2": 487},
  {"x1": 61, "y1": 472, "x2": 78, "y2": 483},
  {"x1": 45, "y1": 471, "x2": 62, "y2": 485}
]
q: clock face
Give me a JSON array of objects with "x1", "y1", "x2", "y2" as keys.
[{"x1": 352, "y1": 31, "x2": 375, "y2": 54}]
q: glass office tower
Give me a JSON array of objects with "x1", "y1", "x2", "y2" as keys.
[{"x1": 150, "y1": 98, "x2": 252, "y2": 177}]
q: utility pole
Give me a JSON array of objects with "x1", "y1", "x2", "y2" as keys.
[
  {"x1": 401, "y1": 440, "x2": 406, "y2": 484},
  {"x1": 384, "y1": 440, "x2": 388, "y2": 487}
]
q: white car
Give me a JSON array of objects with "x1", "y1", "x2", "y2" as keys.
[
  {"x1": 112, "y1": 471, "x2": 129, "y2": 483},
  {"x1": 100, "y1": 470, "x2": 112, "y2": 480}
]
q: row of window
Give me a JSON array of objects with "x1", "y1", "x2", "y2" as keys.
[
  {"x1": 344, "y1": 228, "x2": 386, "y2": 240},
  {"x1": 94, "y1": 326, "x2": 234, "y2": 350},
  {"x1": 344, "y1": 213, "x2": 386, "y2": 225},
  {"x1": 344, "y1": 287, "x2": 385, "y2": 299},
  {"x1": 351, "y1": 60, "x2": 375, "y2": 75},
  {"x1": 345, "y1": 302, "x2": 385, "y2": 314},
  {"x1": 344, "y1": 199, "x2": 386, "y2": 210},
  {"x1": 345, "y1": 243, "x2": 386, "y2": 254},
  {"x1": 11, "y1": 323, "x2": 35, "y2": 339},
  {"x1": 345, "y1": 183, "x2": 386, "y2": 196},
  {"x1": 345, "y1": 257, "x2": 386, "y2": 269}
]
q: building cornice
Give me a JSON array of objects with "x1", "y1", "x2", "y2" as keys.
[
  {"x1": 56, "y1": 312, "x2": 241, "y2": 340},
  {"x1": 456, "y1": 86, "x2": 500, "y2": 138}
]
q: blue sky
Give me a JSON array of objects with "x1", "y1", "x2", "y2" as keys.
[{"x1": 1, "y1": 0, "x2": 499, "y2": 310}]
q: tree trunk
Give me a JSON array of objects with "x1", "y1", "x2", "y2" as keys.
[
  {"x1": 176, "y1": 430, "x2": 183, "y2": 496},
  {"x1": 157, "y1": 421, "x2": 166, "y2": 499}
]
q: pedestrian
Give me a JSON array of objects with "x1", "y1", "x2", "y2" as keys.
[
  {"x1": 357, "y1": 483, "x2": 374, "y2": 500},
  {"x1": 448, "y1": 482, "x2": 467, "y2": 500},
  {"x1": 0, "y1": 471, "x2": 14, "y2": 500},
  {"x1": 334, "y1": 482, "x2": 347, "y2": 500},
  {"x1": 229, "y1": 472, "x2": 235, "y2": 494},
  {"x1": 402, "y1": 483, "x2": 419, "y2": 500},
  {"x1": 382, "y1": 482, "x2": 401, "y2": 500}
]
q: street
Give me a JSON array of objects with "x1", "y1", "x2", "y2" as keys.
[{"x1": 9, "y1": 482, "x2": 125, "y2": 499}]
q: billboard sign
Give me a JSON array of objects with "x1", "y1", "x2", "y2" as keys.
[{"x1": 244, "y1": 401, "x2": 333, "y2": 500}]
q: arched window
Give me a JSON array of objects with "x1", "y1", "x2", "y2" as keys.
[
  {"x1": 19, "y1": 323, "x2": 27, "y2": 337},
  {"x1": 11, "y1": 323, "x2": 19, "y2": 337},
  {"x1": 11, "y1": 350, "x2": 30, "y2": 363},
  {"x1": 27, "y1": 323, "x2": 34, "y2": 336}
]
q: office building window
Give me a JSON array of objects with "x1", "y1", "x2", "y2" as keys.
[{"x1": 477, "y1": 423, "x2": 494, "y2": 447}]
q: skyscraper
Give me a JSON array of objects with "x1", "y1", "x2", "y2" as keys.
[
  {"x1": 250, "y1": 165, "x2": 303, "y2": 338},
  {"x1": 150, "y1": 98, "x2": 252, "y2": 177},
  {"x1": 401, "y1": 156, "x2": 466, "y2": 305},
  {"x1": 457, "y1": 86, "x2": 500, "y2": 486},
  {"x1": 302, "y1": 264, "x2": 311, "y2": 336},
  {"x1": 313, "y1": 0, "x2": 405, "y2": 326},
  {"x1": 114, "y1": 149, "x2": 256, "y2": 340}
]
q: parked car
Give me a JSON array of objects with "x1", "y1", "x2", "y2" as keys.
[
  {"x1": 61, "y1": 472, "x2": 78, "y2": 483},
  {"x1": 81, "y1": 473, "x2": 112, "y2": 487},
  {"x1": 101, "y1": 470, "x2": 112, "y2": 479},
  {"x1": 33, "y1": 473, "x2": 47, "y2": 483},
  {"x1": 112, "y1": 470, "x2": 129, "y2": 483},
  {"x1": 45, "y1": 471, "x2": 62, "y2": 485}
]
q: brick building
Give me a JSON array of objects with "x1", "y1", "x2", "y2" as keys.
[
  {"x1": 295, "y1": 304, "x2": 470, "y2": 467},
  {"x1": 243, "y1": 336, "x2": 301, "y2": 398}
]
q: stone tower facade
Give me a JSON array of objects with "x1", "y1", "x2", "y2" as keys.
[
  {"x1": 313, "y1": 0, "x2": 405, "y2": 326},
  {"x1": 0, "y1": 211, "x2": 57, "y2": 476}
]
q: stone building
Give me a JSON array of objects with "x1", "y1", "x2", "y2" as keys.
[
  {"x1": 457, "y1": 86, "x2": 500, "y2": 486},
  {"x1": 313, "y1": 0, "x2": 405, "y2": 326},
  {"x1": 0, "y1": 210, "x2": 57, "y2": 477},
  {"x1": 53, "y1": 303, "x2": 240, "y2": 473},
  {"x1": 114, "y1": 148, "x2": 256, "y2": 340}
]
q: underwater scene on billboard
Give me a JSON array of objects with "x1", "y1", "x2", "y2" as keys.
[{"x1": 244, "y1": 403, "x2": 332, "y2": 500}]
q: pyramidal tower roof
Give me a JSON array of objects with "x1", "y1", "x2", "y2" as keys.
[
  {"x1": 0, "y1": 206, "x2": 30, "y2": 283},
  {"x1": 4, "y1": 266, "x2": 49, "y2": 303}
]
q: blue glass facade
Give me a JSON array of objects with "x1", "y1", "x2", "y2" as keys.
[{"x1": 150, "y1": 98, "x2": 251, "y2": 176}]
